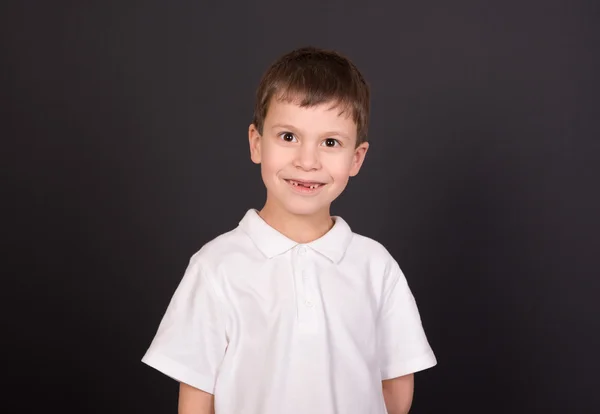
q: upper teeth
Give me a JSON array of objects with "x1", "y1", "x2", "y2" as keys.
[{"x1": 291, "y1": 181, "x2": 320, "y2": 189}]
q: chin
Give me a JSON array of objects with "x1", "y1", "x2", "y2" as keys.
[{"x1": 281, "y1": 199, "x2": 330, "y2": 217}]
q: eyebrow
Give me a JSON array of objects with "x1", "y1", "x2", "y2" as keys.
[
  {"x1": 270, "y1": 124, "x2": 350, "y2": 140},
  {"x1": 271, "y1": 124, "x2": 300, "y2": 132}
]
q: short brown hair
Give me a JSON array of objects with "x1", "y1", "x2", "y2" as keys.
[{"x1": 252, "y1": 46, "x2": 370, "y2": 145}]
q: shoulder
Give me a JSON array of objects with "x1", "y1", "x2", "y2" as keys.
[
  {"x1": 185, "y1": 225, "x2": 256, "y2": 275},
  {"x1": 344, "y1": 229, "x2": 402, "y2": 279},
  {"x1": 347, "y1": 229, "x2": 395, "y2": 263},
  {"x1": 348, "y1": 231, "x2": 392, "y2": 259}
]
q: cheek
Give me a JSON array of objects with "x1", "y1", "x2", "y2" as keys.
[
  {"x1": 326, "y1": 154, "x2": 355, "y2": 178},
  {"x1": 261, "y1": 145, "x2": 288, "y2": 175}
]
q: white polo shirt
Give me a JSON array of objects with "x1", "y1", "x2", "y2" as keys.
[{"x1": 142, "y1": 209, "x2": 436, "y2": 413}]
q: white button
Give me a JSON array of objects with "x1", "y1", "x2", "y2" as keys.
[
  {"x1": 305, "y1": 300, "x2": 313, "y2": 307},
  {"x1": 298, "y1": 246, "x2": 307, "y2": 255}
]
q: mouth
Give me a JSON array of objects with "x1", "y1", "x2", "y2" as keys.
[{"x1": 284, "y1": 179, "x2": 326, "y2": 194}]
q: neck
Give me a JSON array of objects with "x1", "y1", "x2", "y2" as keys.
[{"x1": 258, "y1": 200, "x2": 334, "y2": 244}]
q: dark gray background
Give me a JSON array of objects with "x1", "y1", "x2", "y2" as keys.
[{"x1": 3, "y1": 0, "x2": 599, "y2": 413}]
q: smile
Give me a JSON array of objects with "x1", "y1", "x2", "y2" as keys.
[{"x1": 284, "y1": 179, "x2": 326, "y2": 194}]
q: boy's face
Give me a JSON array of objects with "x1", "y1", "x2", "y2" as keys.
[{"x1": 248, "y1": 98, "x2": 369, "y2": 218}]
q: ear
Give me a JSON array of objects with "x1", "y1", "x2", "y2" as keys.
[
  {"x1": 248, "y1": 123, "x2": 262, "y2": 164},
  {"x1": 349, "y1": 142, "x2": 369, "y2": 177}
]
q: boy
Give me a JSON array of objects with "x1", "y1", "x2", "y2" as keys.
[{"x1": 142, "y1": 46, "x2": 437, "y2": 414}]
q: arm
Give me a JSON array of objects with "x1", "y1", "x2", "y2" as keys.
[
  {"x1": 382, "y1": 373, "x2": 414, "y2": 414},
  {"x1": 178, "y1": 382, "x2": 215, "y2": 414}
]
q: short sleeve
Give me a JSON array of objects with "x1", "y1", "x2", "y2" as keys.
[
  {"x1": 141, "y1": 256, "x2": 228, "y2": 394},
  {"x1": 378, "y1": 262, "x2": 437, "y2": 380}
]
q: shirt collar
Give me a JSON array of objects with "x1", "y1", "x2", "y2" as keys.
[{"x1": 238, "y1": 209, "x2": 353, "y2": 263}]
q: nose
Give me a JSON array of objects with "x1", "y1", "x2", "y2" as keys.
[{"x1": 293, "y1": 143, "x2": 321, "y2": 171}]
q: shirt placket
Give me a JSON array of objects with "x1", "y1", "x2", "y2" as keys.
[{"x1": 293, "y1": 245, "x2": 318, "y2": 334}]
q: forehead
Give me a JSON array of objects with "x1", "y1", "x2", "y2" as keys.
[{"x1": 264, "y1": 98, "x2": 357, "y2": 134}]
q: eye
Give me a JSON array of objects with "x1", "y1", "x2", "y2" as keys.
[
  {"x1": 279, "y1": 132, "x2": 297, "y2": 143},
  {"x1": 322, "y1": 138, "x2": 340, "y2": 147}
]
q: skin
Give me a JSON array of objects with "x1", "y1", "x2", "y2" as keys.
[
  {"x1": 179, "y1": 383, "x2": 214, "y2": 414},
  {"x1": 248, "y1": 97, "x2": 369, "y2": 244},
  {"x1": 383, "y1": 373, "x2": 415, "y2": 414},
  {"x1": 179, "y1": 97, "x2": 414, "y2": 413}
]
